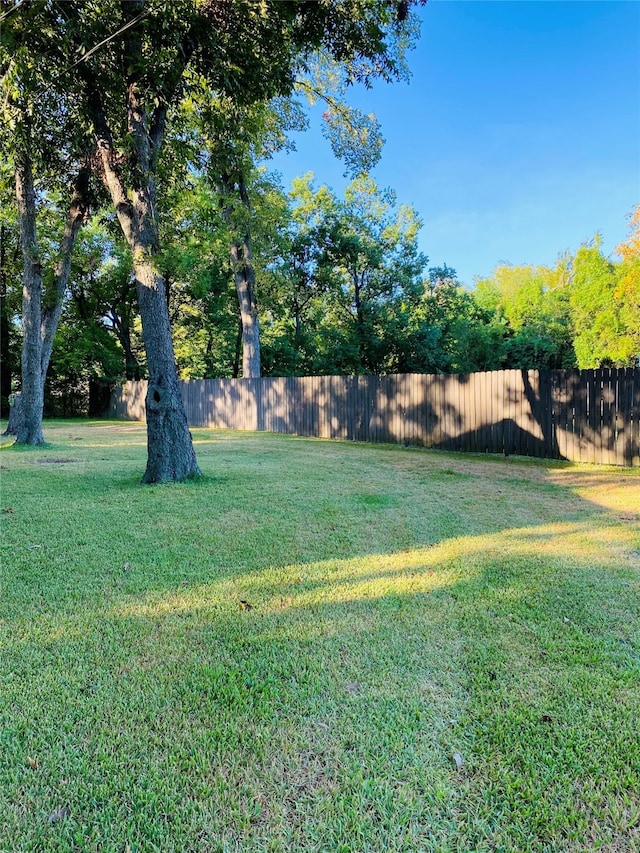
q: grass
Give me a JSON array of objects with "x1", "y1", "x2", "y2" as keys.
[{"x1": 0, "y1": 419, "x2": 639, "y2": 853}]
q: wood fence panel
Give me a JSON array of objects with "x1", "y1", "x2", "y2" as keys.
[
  {"x1": 459, "y1": 375, "x2": 468, "y2": 452},
  {"x1": 521, "y1": 370, "x2": 532, "y2": 458},
  {"x1": 405, "y1": 373, "x2": 415, "y2": 445},
  {"x1": 616, "y1": 370, "x2": 629, "y2": 468},
  {"x1": 483, "y1": 371, "x2": 493, "y2": 452},
  {"x1": 414, "y1": 372, "x2": 425, "y2": 446},
  {"x1": 622, "y1": 367, "x2": 636, "y2": 468},
  {"x1": 570, "y1": 370, "x2": 583, "y2": 462},
  {"x1": 505, "y1": 370, "x2": 522, "y2": 456},
  {"x1": 463, "y1": 374, "x2": 473, "y2": 452},
  {"x1": 491, "y1": 370, "x2": 502, "y2": 455},
  {"x1": 632, "y1": 368, "x2": 640, "y2": 467},
  {"x1": 474, "y1": 371, "x2": 484, "y2": 453},
  {"x1": 475, "y1": 372, "x2": 489, "y2": 453},
  {"x1": 584, "y1": 369, "x2": 596, "y2": 464},
  {"x1": 602, "y1": 370, "x2": 613, "y2": 463},
  {"x1": 399, "y1": 373, "x2": 409, "y2": 445},
  {"x1": 111, "y1": 368, "x2": 640, "y2": 466},
  {"x1": 443, "y1": 373, "x2": 453, "y2": 448},
  {"x1": 449, "y1": 374, "x2": 460, "y2": 451},
  {"x1": 593, "y1": 370, "x2": 604, "y2": 464},
  {"x1": 481, "y1": 372, "x2": 491, "y2": 453},
  {"x1": 553, "y1": 371, "x2": 568, "y2": 460},
  {"x1": 540, "y1": 369, "x2": 552, "y2": 459},
  {"x1": 505, "y1": 369, "x2": 515, "y2": 456},
  {"x1": 457, "y1": 374, "x2": 467, "y2": 452},
  {"x1": 429, "y1": 374, "x2": 440, "y2": 447},
  {"x1": 598, "y1": 369, "x2": 615, "y2": 465},
  {"x1": 421, "y1": 375, "x2": 432, "y2": 445},
  {"x1": 472, "y1": 373, "x2": 483, "y2": 452},
  {"x1": 575, "y1": 370, "x2": 588, "y2": 462},
  {"x1": 357, "y1": 375, "x2": 368, "y2": 442},
  {"x1": 468, "y1": 374, "x2": 477, "y2": 452}
]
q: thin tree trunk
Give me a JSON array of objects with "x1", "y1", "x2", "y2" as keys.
[
  {"x1": 353, "y1": 270, "x2": 368, "y2": 373},
  {"x1": 14, "y1": 151, "x2": 90, "y2": 445},
  {"x1": 233, "y1": 316, "x2": 243, "y2": 378},
  {"x1": 230, "y1": 236, "x2": 261, "y2": 378},
  {"x1": 3, "y1": 392, "x2": 22, "y2": 437},
  {"x1": 40, "y1": 165, "x2": 90, "y2": 380},
  {"x1": 223, "y1": 175, "x2": 261, "y2": 379},
  {"x1": 15, "y1": 153, "x2": 45, "y2": 444},
  {"x1": 109, "y1": 308, "x2": 140, "y2": 380},
  {"x1": 0, "y1": 224, "x2": 12, "y2": 418}
]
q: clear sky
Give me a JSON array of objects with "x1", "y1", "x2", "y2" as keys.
[{"x1": 269, "y1": 1, "x2": 640, "y2": 287}]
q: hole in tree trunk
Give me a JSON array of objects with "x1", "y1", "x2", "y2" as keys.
[{"x1": 153, "y1": 390, "x2": 161, "y2": 403}]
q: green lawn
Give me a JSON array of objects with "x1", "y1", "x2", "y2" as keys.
[{"x1": 1, "y1": 420, "x2": 638, "y2": 853}]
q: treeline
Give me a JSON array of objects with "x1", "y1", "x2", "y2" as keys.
[{"x1": 1, "y1": 167, "x2": 638, "y2": 417}]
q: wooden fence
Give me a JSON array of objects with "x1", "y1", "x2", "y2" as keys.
[{"x1": 109, "y1": 368, "x2": 640, "y2": 467}]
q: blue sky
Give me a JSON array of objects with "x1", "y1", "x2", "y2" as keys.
[{"x1": 269, "y1": 1, "x2": 640, "y2": 287}]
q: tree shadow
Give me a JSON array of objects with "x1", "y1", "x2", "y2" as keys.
[
  {"x1": 108, "y1": 368, "x2": 640, "y2": 467},
  {"x1": 3, "y1": 495, "x2": 638, "y2": 849}
]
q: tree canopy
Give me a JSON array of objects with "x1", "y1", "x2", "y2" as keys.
[{"x1": 1, "y1": 0, "x2": 424, "y2": 479}]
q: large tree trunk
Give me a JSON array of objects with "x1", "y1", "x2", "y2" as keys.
[
  {"x1": 135, "y1": 256, "x2": 200, "y2": 483},
  {"x1": 15, "y1": 154, "x2": 45, "y2": 445},
  {"x1": 89, "y1": 72, "x2": 200, "y2": 482}
]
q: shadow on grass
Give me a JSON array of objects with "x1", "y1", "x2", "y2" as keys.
[{"x1": 1, "y1": 424, "x2": 639, "y2": 850}]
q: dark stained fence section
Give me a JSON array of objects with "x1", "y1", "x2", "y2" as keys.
[{"x1": 108, "y1": 368, "x2": 640, "y2": 467}]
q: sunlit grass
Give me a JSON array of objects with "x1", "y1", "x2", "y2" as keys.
[{"x1": 1, "y1": 420, "x2": 639, "y2": 852}]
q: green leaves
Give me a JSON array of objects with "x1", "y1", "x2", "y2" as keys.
[{"x1": 570, "y1": 240, "x2": 638, "y2": 369}]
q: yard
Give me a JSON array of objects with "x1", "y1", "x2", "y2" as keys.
[{"x1": 1, "y1": 421, "x2": 638, "y2": 852}]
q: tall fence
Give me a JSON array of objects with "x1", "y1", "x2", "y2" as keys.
[{"x1": 109, "y1": 368, "x2": 640, "y2": 467}]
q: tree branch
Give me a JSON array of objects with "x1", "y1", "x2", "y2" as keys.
[{"x1": 40, "y1": 162, "x2": 91, "y2": 377}]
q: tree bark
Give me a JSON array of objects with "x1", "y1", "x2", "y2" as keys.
[
  {"x1": 233, "y1": 316, "x2": 243, "y2": 378},
  {"x1": 230, "y1": 237, "x2": 261, "y2": 378},
  {"x1": 88, "y1": 72, "x2": 200, "y2": 482},
  {"x1": 2, "y1": 393, "x2": 23, "y2": 437},
  {"x1": 15, "y1": 153, "x2": 45, "y2": 445},
  {"x1": 135, "y1": 257, "x2": 200, "y2": 483},
  {"x1": 0, "y1": 225, "x2": 12, "y2": 418},
  {"x1": 14, "y1": 153, "x2": 90, "y2": 445},
  {"x1": 226, "y1": 176, "x2": 261, "y2": 378}
]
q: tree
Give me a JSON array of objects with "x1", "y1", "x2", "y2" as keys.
[
  {"x1": 398, "y1": 266, "x2": 504, "y2": 373},
  {"x1": 570, "y1": 236, "x2": 637, "y2": 368},
  {"x1": 473, "y1": 261, "x2": 575, "y2": 370},
  {"x1": 1, "y1": 7, "x2": 93, "y2": 442},
  {"x1": 613, "y1": 205, "x2": 640, "y2": 365},
  {"x1": 33, "y1": 0, "x2": 418, "y2": 481},
  {"x1": 0, "y1": 166, "x2": 21, "y2": 418},
  {"x1": 183, "y1": 94, "x2": 307, "y2": 379},
  {"x1": 283, "y1": 173, "x2": 426, "y2": 374},
  {"x1": 157, "y1": 164, "x2": 294, "y2": 379}
]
